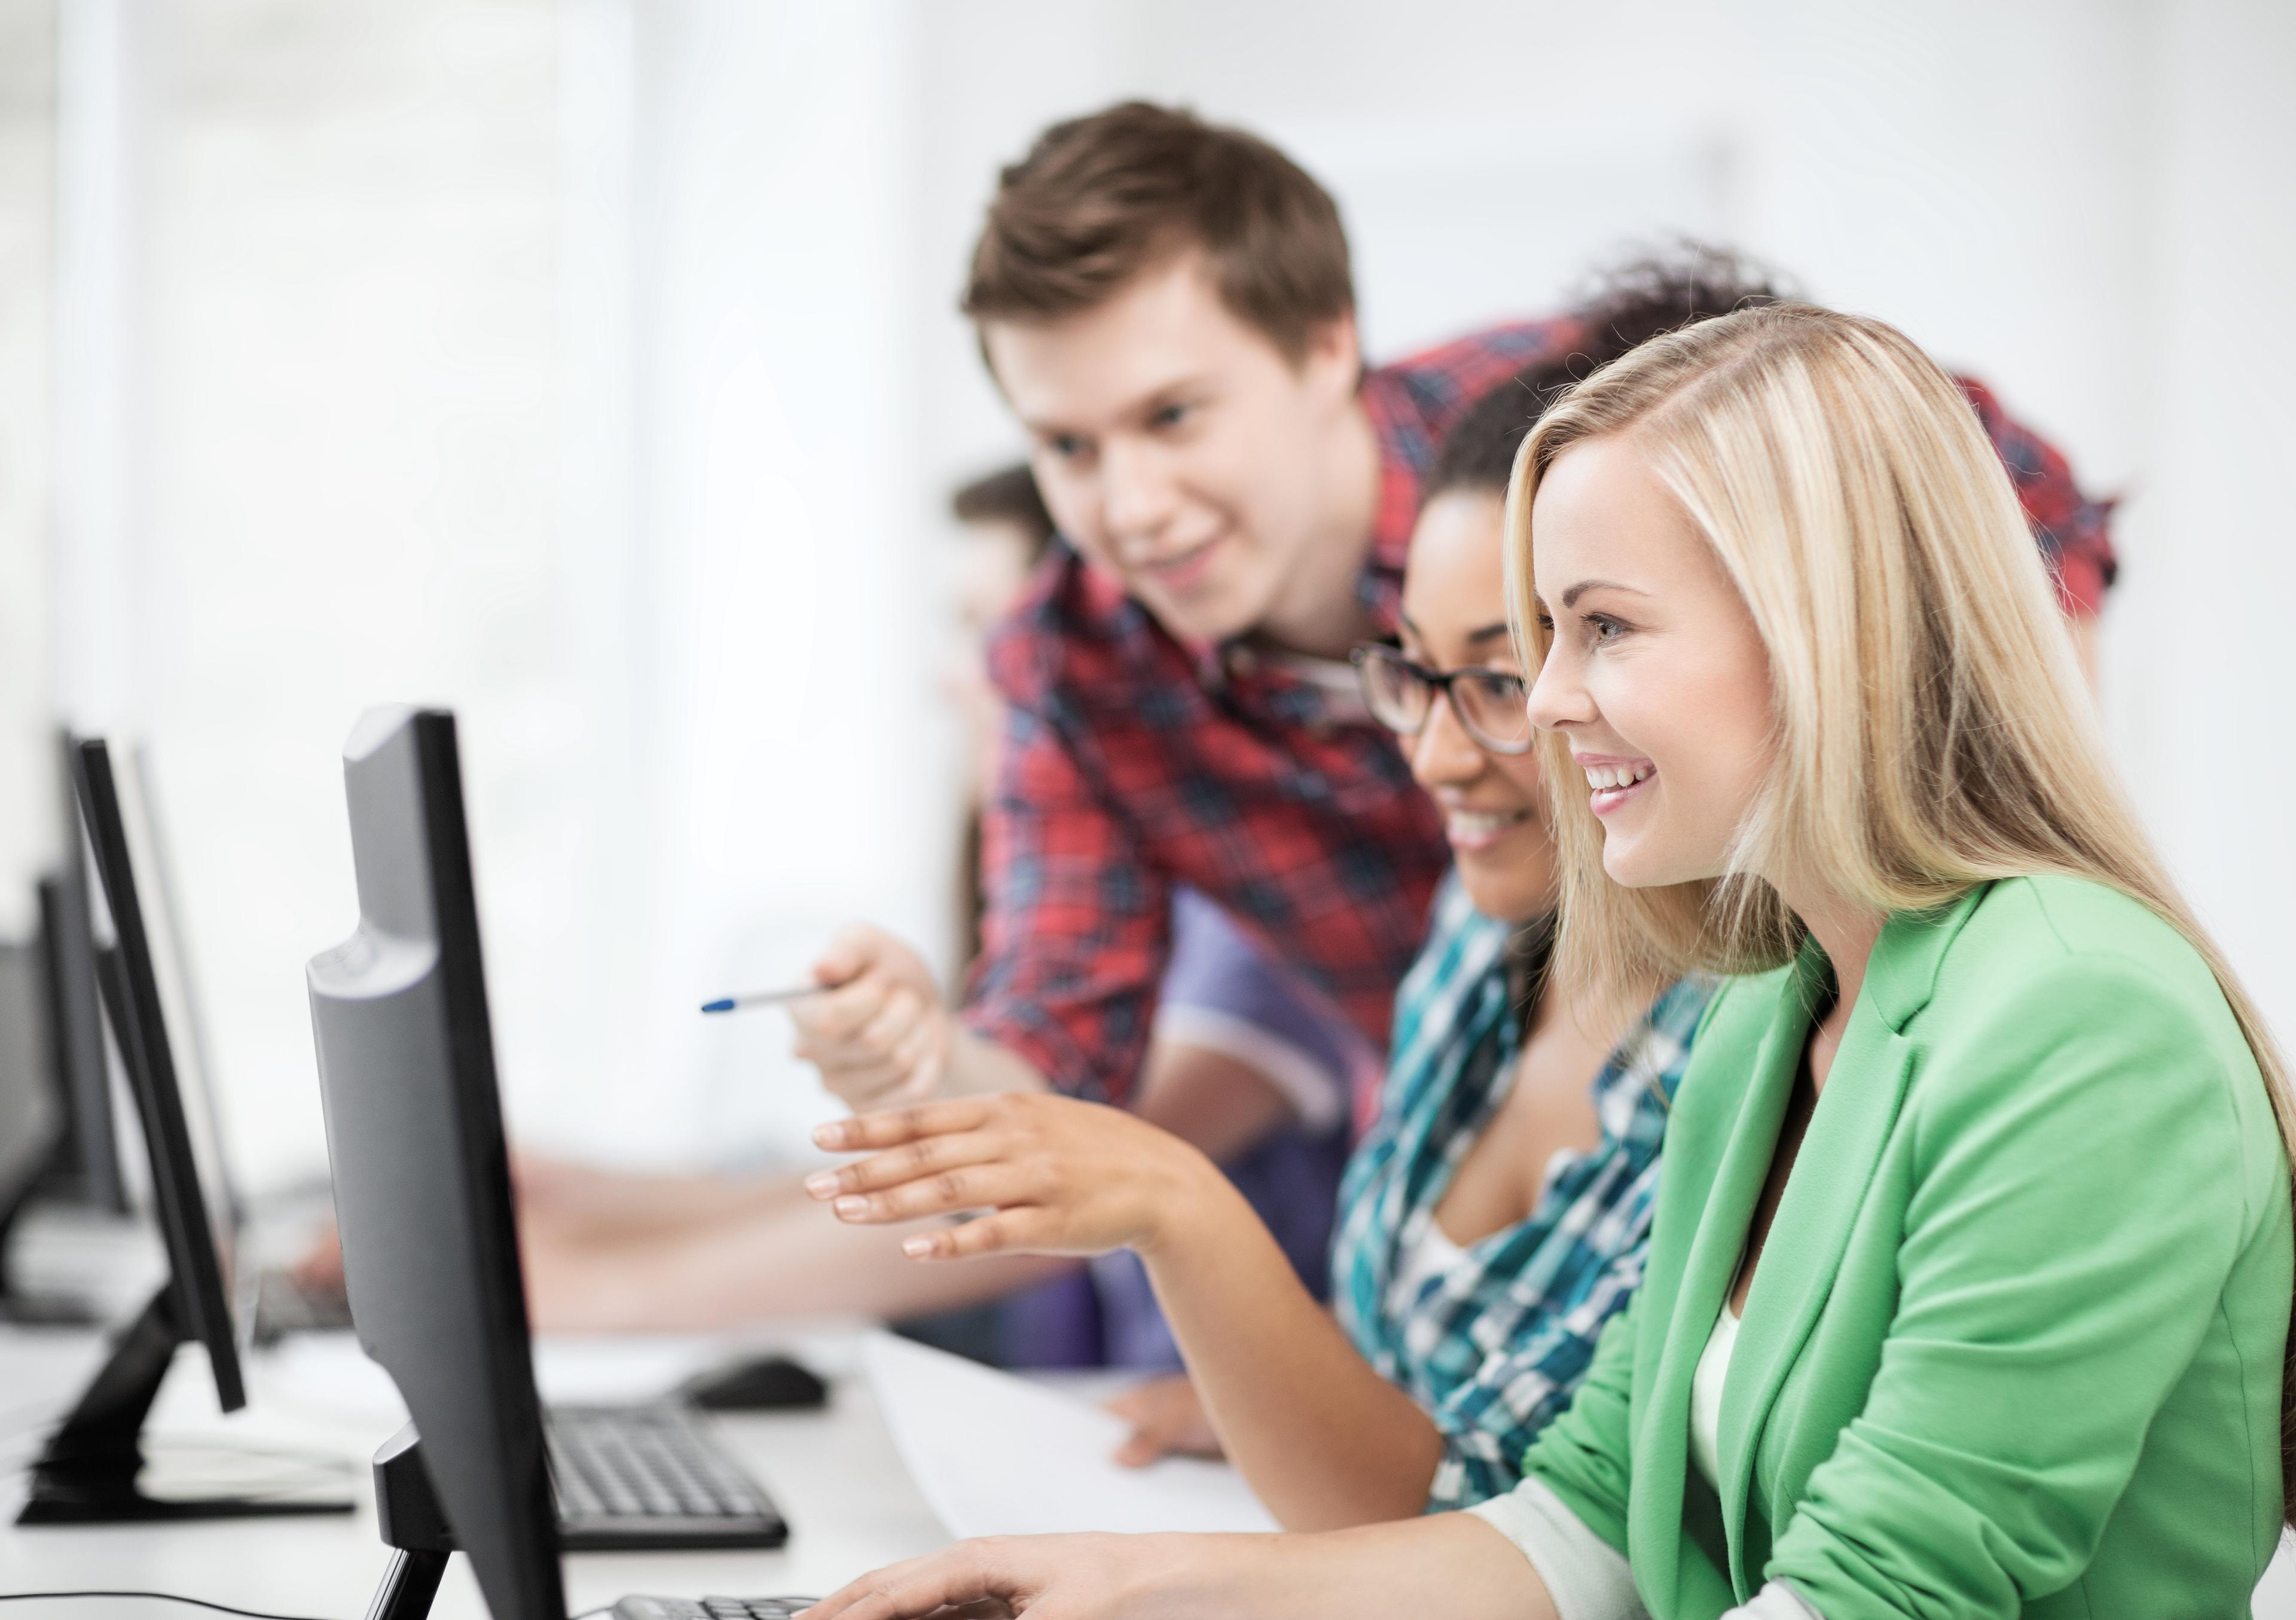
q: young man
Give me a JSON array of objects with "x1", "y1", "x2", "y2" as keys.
[{"x1": 791, "y1": 103, "x2": 2116, "y2": 1116}]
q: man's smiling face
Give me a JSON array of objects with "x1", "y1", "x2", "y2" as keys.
[{"x1": 985, "y1": 252, "x2": 1361, "y2": 646}]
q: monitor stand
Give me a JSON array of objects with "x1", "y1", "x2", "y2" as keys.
[
  {"x1": 364, "y1": 1424, "x2": 455, "y2": 1620},
  {"x1": 16, "y1": 1282, "x2": 355, "y2": 1524}
]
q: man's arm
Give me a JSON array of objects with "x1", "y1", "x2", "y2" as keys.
[
  {"x1": 789, "y1": 926, "x2": 1051, "y2": 1108},
  {"x1": 518, "y1": 1169, "x2": 1074, "y2": 1332},
  {"x1": 963, "y1": 699, "x2": 1174, "y2": 1102},
  {"x1": 1130, "y1": 1041, "x2": 1297, "y2": 1165},
  {"x1": 791, "y1": 700, "x2": 1172, "y2": 1110}
]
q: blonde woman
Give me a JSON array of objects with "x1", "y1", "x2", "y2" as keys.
[{"x1": 797, "y1": 304, "x2": 2295, "y2": 1619}]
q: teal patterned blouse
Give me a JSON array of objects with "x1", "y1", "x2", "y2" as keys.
[{"x1": 1332, "y1": 871, "x2": 1712, "y2": 1509}]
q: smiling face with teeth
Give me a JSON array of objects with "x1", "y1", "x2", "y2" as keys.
[
  {"x1": 1396, "y1": 488, "x2": 1558, "y2": 924},
  {"x1": 1524, "y1": 434, "x2": 1776, "y2": 890}
]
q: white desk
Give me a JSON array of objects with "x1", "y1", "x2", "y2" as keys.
[
  {"x1": 11, "y1": 1322, "x2": 2296, "y2": 1619},
  {"x1": 0, "y1": 1325, "x2": 947, "y2": 1617}
]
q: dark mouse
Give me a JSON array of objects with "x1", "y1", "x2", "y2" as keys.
[{"x1": 679, "y1": 1353, "x2": 829, "y2": 1412}]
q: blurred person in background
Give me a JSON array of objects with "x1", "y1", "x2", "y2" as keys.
[
  {"x1": 790, "y1": 102, "x2": 2115, "y2": 1144},
  {"x1": 292, "y1": 466, "x2": 1362, "y2": 1357},
  {"x1": 798, "y1": 252, "x2": 2121, "y2": 1525}
]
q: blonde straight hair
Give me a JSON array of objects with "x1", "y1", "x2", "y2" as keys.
[{"x1": 1503, "y1": 303, "x2": 2296, "y2": 1518}]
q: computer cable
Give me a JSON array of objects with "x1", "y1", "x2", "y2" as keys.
[
  {"x1": 1, "y1": 1590, "x2": 780, "y2": 1619},
  {"x1": 0, "y1": 1594, "x2": 341, "y2": 1620}
]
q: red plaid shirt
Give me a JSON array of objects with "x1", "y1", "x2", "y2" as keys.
[
  {"x1": 1961, "y1": 376, "x2": 2118, "y2": 615},
  {"x1": 966, "y1": 323, "x2": 2118, "y2": 1103}
]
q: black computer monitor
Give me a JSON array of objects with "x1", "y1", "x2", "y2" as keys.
[
  {"x1": 38, "y1": 727, "x2": 128, "y2": 1214},
  {"x1": 0, "y1": 936, "x2": 65, "y2": 1252},
  {"x1": 309, "y1": 706, "x2": 796, "y2": 1620},
  {"x1": 128, "y1": 748, "x2": 243, "y2": 1238},
  {"x1": 15, "y1": 738, "x2": 349, "y2": 1524},
  {"x1": 0, "y1": 905, "x2": 106, "y2": 1326},
  {"x1": 306, "y1": 706, "x2": 564, "y2": 1620}
]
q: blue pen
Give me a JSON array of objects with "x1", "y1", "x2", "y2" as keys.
[{"x1": 698, "y1": 984, "x2": 819, "y2": 1014}]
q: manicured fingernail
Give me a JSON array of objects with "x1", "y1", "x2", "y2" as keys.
[
  {"x1": 834, "y1": 1195, "x2": 870, "y2": 1218},
  {"x1": 803, "y1": 1171, "x2": 838, "y2": 1198},
  {"x1": 813, "y1": 1121, "x2": 850, "y2": 1148},
  {"x1": 902, "y1": 1235, "x2": 936, "y2": 1258}
]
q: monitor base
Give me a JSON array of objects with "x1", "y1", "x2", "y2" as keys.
[
  {"x1": 17, "y1": 1488, "x2": 355, "y2": 1526},
  {"x1": 364, "y1": 1424, "x2": 455, "y2": 1620},
  {"x1": 0, "y1": 1289, "x2": 103, "y2": 1328},
  {"x1": 15, "y1": 1283, "x2": 353, "y2": 1526}
]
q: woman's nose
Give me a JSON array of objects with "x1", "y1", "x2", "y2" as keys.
[
  {"x1": 1525, "y1": 646, "x2": 1592, "y2": 734},
  {"x1": 1409, "y1": 689, "x2": 1486, "y2": 788}
]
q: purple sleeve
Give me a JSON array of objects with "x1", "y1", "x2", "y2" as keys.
[{"x1": 1155, "y1": 887, "x2": 1379, "y2": 1131}]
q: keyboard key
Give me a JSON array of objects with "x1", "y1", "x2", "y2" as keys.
[{"x1": 548, "y1": 1404, "x2": 787, "y2": 1550}]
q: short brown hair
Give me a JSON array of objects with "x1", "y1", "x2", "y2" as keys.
[{"x1": 963, "y1": 101, "x2": 1354, "y2": 362}]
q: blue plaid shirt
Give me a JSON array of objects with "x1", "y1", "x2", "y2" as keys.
[{"x1": 1332, "y1": 873, "x2": 1712, "y2": 1509}]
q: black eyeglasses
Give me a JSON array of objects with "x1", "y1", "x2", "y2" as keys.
[{"x1": 1351, "y1": 644, "x2": 1534, "y2": 755}]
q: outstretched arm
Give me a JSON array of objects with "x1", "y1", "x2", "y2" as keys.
[
  {"x1": 798, "y1": 1511, "x2": 1556, "y2": 1620},
  {"x1": 808, "y1": 1094, "x2": 1448, "y2": 1528},
  {"x1": 790, "y1": 924, "x2": 1052, "y2": 1111}
]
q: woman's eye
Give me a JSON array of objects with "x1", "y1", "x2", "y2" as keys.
[
  {"x1": 1588, "y1": 614, "x2": 1630, "y2": 645},
  {"x1": 1149, "y1": 402, "x2": 1191, "y2": 430},
  {"x1": 1532, "y1": 611, "x2": 1554, "y2": 632},
  {"x1": 1047, "y1": 434, "x2": 1088, "y2": 460}
]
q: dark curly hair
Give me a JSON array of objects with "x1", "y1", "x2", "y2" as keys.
[{"x1": 1425, "y1": 242, "x2": 1793, "y2": 503}]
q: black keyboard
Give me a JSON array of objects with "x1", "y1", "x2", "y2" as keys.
[
  {"x1": 611, "y1": 1600, "x2": 819, "y2": 1620},
  {"x1": 249, "y1": 1266, "x2": 356, "y2": 1343},
  {"x1": 548, "y1": 1403, "x2": 788, "y2": 1551}
]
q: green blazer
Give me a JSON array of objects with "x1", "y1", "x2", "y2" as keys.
[{"x1": 1520, "y1": 876, "x2": 2291, "y2": 1618}]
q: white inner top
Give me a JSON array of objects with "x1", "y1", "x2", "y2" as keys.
[
  {"x1": 1690, "y1": 1298, "x2": 1742, "y2": 1490},
  {"x1": 1393, "y1": 1215, "x2": 1470, "y2": 1304}
]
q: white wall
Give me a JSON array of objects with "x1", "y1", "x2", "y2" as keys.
[
  {"x1": 0, "y1": 0, "x2": 54, "y2": 943},
  {"x1": 2114, "y1": 0, "x2": 2296, "y2": 1045},
  {"x1": 601, "y1": 0, "x2": 942, "y2": 1168},
  {"x1": 115, "y1": 0, "x2": 568, "y2": 1187},
  {"x1": 2, "y1": 0, "x2": 948, "y2": 1188},
  {"x1": 910, "y1": 0, "x2": 2155, "y2": 501}
]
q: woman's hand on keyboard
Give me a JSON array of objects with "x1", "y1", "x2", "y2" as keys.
[
  {"x1": 795, "y1": 1532, "x2": 1202, "y2": 1620},
  {"x1": 796, "y1": 1517, "x2": 1562, "y2": 1620},
  {"x1": 802, "y1": 1092, "x2": 1232, "y2": 1261}
]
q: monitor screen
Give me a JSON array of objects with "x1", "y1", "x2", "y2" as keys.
[
  {"x1": 126, "y1": 747, "x2": 245, "y2": 1243},
  {"x1": 42, "y1": 726, "x2": 128, "y2": 1214},
  {"x1": 72, "y1": 737, "x2": 246, "y2": 1411},
  {"x1": 0, "y1": 939, "x2": 63, "y2": 1230},
  {"x1": 306, "y1": 706, "x2": 564, "y2": 1620}
]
